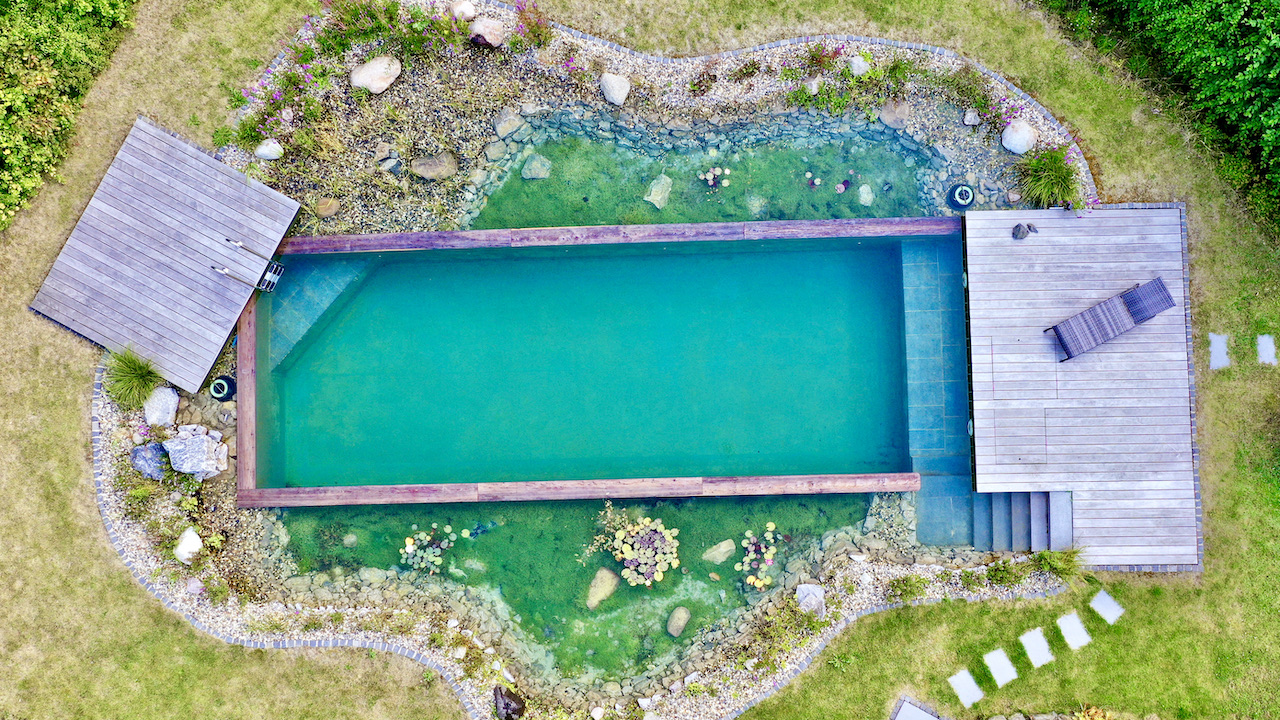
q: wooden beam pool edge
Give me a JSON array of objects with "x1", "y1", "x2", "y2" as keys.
[
  {"x1": 235, "y1": 299, "x2": 257, "y2": 495},
  {"x1": 280, "y1": 217, "x2": 962, "y2": 255},
  {"x1": 236, "y1": 473, "x2": 922, "y2": 508}
]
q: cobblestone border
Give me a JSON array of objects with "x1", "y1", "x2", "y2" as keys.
[
  {"x1": 1082, "y1": 202, "x2": 1203, "y2": 575},
  {"x1": 223, "y1": 2, "x2": 1098, "y2": 204}
]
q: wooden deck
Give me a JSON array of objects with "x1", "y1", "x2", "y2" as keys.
[
  {"x1": 236, "y1": 473, "x2": 922, "y2": 508},
  {"x1": 30, "y1": 117, "x2": 299, "y2": 392},
  {"x1": 281, "y1": 216, "x2": 962, "y2": 254},
  {"x1": 965, "y1": 208, "x2": 1200, "y2": 569}
]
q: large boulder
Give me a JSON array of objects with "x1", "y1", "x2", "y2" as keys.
[
  {"x1": 643, "y1": 173, "x2": 672, "y2": 209},
  {"x1": 666, "y1": 606, "x2": 691, "y2": 637},
  {"x1": 410, "y1": 152, "x2": 458, "y2": 180},
  {"x1": 129, "y1": 442, "x2": 167, "y2": 481},
  {"x1": 521, "y1": 154, "x2": 552, "y2": 180},
  {"x1": 254, "y1": 139, "x2": 283, "y2": 160},
  {"x1": 350, "y1": 56, "x2": 402, "y2": 94},
  {"x1": 1001, "y1": 118, "x2": 1038, "y2": 154},
  {"x1": 600, "y1": 73, "x2": 631, "y2": 106},
  {"x1": 858, "y1": 184, "x2": 875, "y2": 206},
  {"x1": 143, "y1": 387, "x2": 179, "y2": 426},
  {"x1": 470, "y1": 17, "x2": 507, "y2": 48},
  {"x1": 174, "y1": 527, "x2": 203, "y2": 565},
  {"x1": 701, "y1": 539, "x2": 736, "y2": 564},
  {"x1": 163, "y1": 433, "x2": 220, "y2": 480},
  {"x1": 878, "y1": 99, "x2": 910, "y2": 129},
  {"x1": 796, "y1": 583, "x2": 826, "y2": 618},
  {"x1": 493, "y1": 685, "x2": 526, "y2": 720},
  {"x1": 493, "y1": 107, "x2": 526, "y2": 139},
  {"x1": 586, "y1": 567, "x2": 619, "y2": 610}
]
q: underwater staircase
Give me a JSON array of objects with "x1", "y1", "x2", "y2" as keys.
[
  {"x1": 971, "y1": 491, "x2": 1073, "y2": 552},
  {"x1": 266, "y1": 257, "x2": 373, "y2": 371}
]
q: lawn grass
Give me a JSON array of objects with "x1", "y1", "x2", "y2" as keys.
[{"x1": 2, "y1": 0, "x2": 1278, "y2": 717}]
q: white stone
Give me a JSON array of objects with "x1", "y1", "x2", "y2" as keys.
[
  {"x1": 142, "y1": 386, "x2": 179, "y2": 426},
  {"x1": 802, "y1": 77, "x2": 822, "y2": 95},
  {"x1": 452, "y1": 646, "x2": 467, "y2": 659},
  {"x1": 1001, "y1": 118, "x2": 1038, "y2": 154},
  {"x1": 446, "y1": 617, "x2": 459, "y2": 628},
  {"x1": 350, "y1": 55, "x2": 402, "y2": 95},
  {"x1": 174, "y1": 527, "x2": 203, "y2": 565},
  {"x1": 847, "y1": 55, "x2": 871, "y2": 76},
  {"x1": 948, "y1": 669, "x2": 984, "y2": 708},
  {"x1": 643, "y1": 173, "x2": 673, "y2": 210},
  {"x1": 254, "y1": 139, "x2": 283, "y2": 160},
  {"x1": 637, "y1": 698, "x2": 652, "y2": 710},
  {"x1": 795, "y1": 583, "x2": 826, "y2": 618},
  {"x1": 449, "y1": 0, "x2": 476, "y2": 21},
  {"x1": 469, "y1": 17, "x2": 506, "y2": 47},
  {"x1": 600, "y1": 73, "x2": 631, "y2": 106},
  {"x1": 1019, "y1": 627, "x2": 1055, "y2": 668},
  {"x1": 1089, "y1": 589, "x2": 1126, "y2": 625},
  {"x1": 185, "y1": 576, "x2": 205, "y2": 595},
  {"x1": 1057, "y1": 611, "x2": 1092, "y2": 650},
  {"x1": 591, "y1": 707, "x2": 605, "y2": 720},
  {"x1": 701, "y1": 538, "x2": 736, "y2": 564},
  {"x1": 984, "y1": 648, "x2": 1018, "y2": 687},
  {"x1": 963, "y1": 108, "x2": 983, "y2": 126},
  {"x1": 858, "y1": 184, "x2": 875, "y2": 206},
  {"x1": 587, "y1": 567, "x2": 619, "y2": 610},
  {"x1": 342, "y1": 533, "x2": 358, "y2": 548}
]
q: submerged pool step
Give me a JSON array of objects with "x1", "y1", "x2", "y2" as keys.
[{"x1": 972, "y1": 490, "x2": 1067, "y2": 554}]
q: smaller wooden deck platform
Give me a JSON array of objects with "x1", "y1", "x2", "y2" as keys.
[{"x1": 31, "y1": 117, "x2": 299, "y2": 392}]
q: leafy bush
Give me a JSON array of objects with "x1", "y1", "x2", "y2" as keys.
[
  {"x1": 985, "y1": 559, "x2": 1031, "y2": 586},
  {"x1": 886, "y1": 574, "x2": 930, "y2": 602},
  {"x1": 728, "y1": 60, "x2": 761, "y2": 82},
  {"x1": 1032, "y1": 548, "x2": 1083, "y2": 579},
  {"x1": 689, "y1": 68, "x2": 717, "y2": 97},
  {"x1": 803, "y1": 43, "x2": 843, "y2": 73},
  {"x1": 0, "y1": 0, "x2": 137, "y2": 230},
  {"x1": 755, "y1": 595, "x2": 832, "y2": 671},
  {"x1": 314, "y1": 0, "x2": 467, "y2": 57},
  {"x1": 938, "y1": 64, "x2": 994, "y2": 116},
  {"x1": 959, "y1": 569, "x2": 985, "y2": 591},
  {"x1": 512, "y1": 0, "x2": 553, "y2": 50},
  {"x1": 1014, "y1": 144, "x2": 1086, "y2": 208},
  {"x1": 104, "y1": 348, "x2": 163, "y2": 410}
]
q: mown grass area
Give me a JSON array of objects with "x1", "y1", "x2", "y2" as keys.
[{"x1": 2, "y1": 0, "x2": 1278, "y2": 717}]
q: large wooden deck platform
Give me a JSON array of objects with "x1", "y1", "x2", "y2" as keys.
[
  {"x1": 965, "y1": 207, "x2": 1200, "y2": 570},
  {"x1": 30, "y1": 117, "x2": 299, "y2": 392}
]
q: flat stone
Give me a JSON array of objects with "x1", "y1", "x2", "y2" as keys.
[
  {"x1": 1019, "y1": 627, "x2": 1055, "y2": 668},
  {"x1": 1089, "y1": 589, "x2": 1125, "y2": 625},
  {"x1": 143, "y1": 387, "x2": 179, "y2": 426},
  {"x1": 185, "y1": 577, "x2": 205, "y2": 595},
  {"x1": 1001, "y1": 119, "x2": 1038, "y2": 154},
  {"x1": 963, "y1": 108, "x2": 983, "y2": 126},
  {"x1": 1209, "y1": 333, "x2": 1230, "y2": 369},
  {"x1": 521, "y1": 153, "x2": 552, "y2": 180},
  {"x1": 892, "y1": 700, "x2": 938, "y2": 720},
  {"x1": 494, "y1": 107, "x2": 526, "y2": 139},
  {"x1": 983, "y1": 647, "x2": 1018, "y2": 687},
  {"x1": 1259, "y1": 335, "x2": 1277, "y2": 365},
  {"x1": 174, "y1": 527, "x2": 203, "y2": 565},
  {"x1": 666, "y1": 606, "x2": 691, "y2": 637},
  {"x1": 600, "y1": 73, "x2": 630, "y2": 106},
  {"x1": 350, "y1": 55, "x2": 401, "y2": 95},
  {"x1": 586, "y1": 567, "x2": 619, "y2": 610},
  {"x1": 130, "y1": 442, "x2": 167, "y2": 481},
  {"x1": 378, "y1": 156, "x2": 402, "y2": 174},
  {"x1": 858, "y1": 184, "x2": 875, "y2": 206},
  {"x1": 879, "y1": 99, "x2": 910, "y2": 129},
  {"x1": 484, "y1": 141, "x2": 508, "y2": 162},
  {"x1": 254, "y1": 139, "x2": 283, "y2": 160},
  {"x1": 410, "y1": 152, "x2": 458, "y2": 180},
  {"x1": 795, "y1": 584, "x2": 826, "y2": 618},
  {"x1": 1013, "y1": 223, "x2": 1030, "y2": 240},
  {"x1": 643, "y1": 173, "x2": 672, "y2": 209},
  {"x1": 1057, "y1": 611, "x2": 1092, "y2": 650},
  {"x1": 947, "y1": 669, "x2": 984, "y2": 708},
  {"x1": 701, "y1": 538, "x2": 736, "y2": 564},
  {"x1": 315, "y1": 198, "x2": 340, "y2": 218}
]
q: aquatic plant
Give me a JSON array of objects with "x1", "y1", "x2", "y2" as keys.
[
  {"x1": 399, "y1": 523, "x2": 458, "y2": 574},
  {"x1": 609, "y1": 516, "x2": 680, "y2": 586},
  {"x1": 104, "y1": 348, "x2": 163, "y2": 410},
  {"x1": 734, "y1": 522, "x2": 779, "y2": 591}
]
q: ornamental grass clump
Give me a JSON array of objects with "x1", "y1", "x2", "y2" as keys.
[
  {"x1": 104, "y1": 348, "x2": 163, "y2": 410},
  {"x1": 610, "y1": 516, "x2": 680, "y2": 586},
  {"x1": 734, "y1": 522, "x2": 780, "y2": 591},
  {"x1": 1014, "y1": 144, "x2": 1085, "y2": 209}
]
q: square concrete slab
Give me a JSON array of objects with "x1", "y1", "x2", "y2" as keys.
[
  {"x1": 948, "y1": 669, "x2": 984, "y2": 708},
  {"x1": 983, "y1": 648, "x2": 1018, "y2": 687},
  {"x1": 891, "y1": 700, "x2": 938, "y2": 720},
  {"x1": 1057, "y1": 611, "x2": 1092, "y2": 650},
  {"x1": 1089, "y1": 589, "x2": 1126, "y2": 625},
  {"x1": 1019, "y1": 627, "x2": 1055, "y2": 668},
  {"x1": 1259, "y1": 335, "x2": 1277, "y2": 365},
  {"x1": 1210, "y1": 333, "x2": 1230, "y2": 369}
]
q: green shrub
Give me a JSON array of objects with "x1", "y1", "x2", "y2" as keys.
[
  {"x1": 755, "y1": 595, "x2": 832, "y2": 671},
  {"x1": 886, "y1": 574, "x2": 929, "y2": 602},
  {"x1": 314, "y1": 0, "x2": 467, "y2": 57},
  {"x1": 1014, "y1": 144, "x2": 1086, "y2": 208},
  {"x1": 985, "y1": 559, "x2": 1031, "y2": 586},
  {"x1": 1032, "y1": 548, "x2": 1083, "y2": 579},
  {"x1": 211, "y1": 127, "x2": 235, "y2": 147},
  {"x1": 689, "y1": 68, "x2": 717, "y2": 97},
  {"x1": 959, "y1": 569, "x2": 985, "y2": 591},
  {"x1": 938, "y1": 64, "x2": 994, "y2": 116},
  {"x1": 104, "y1": 348, "x2": 163, "y2": 410},
  {"x1": 205, "y1": 578, "x2": 230, "y2": 605},
  {"x1": 802, "y1": 43, "x2": 842, "y2": 73},
  {"x1": 0, "y1": 0, "x2": 138, "y2": 230},
  {"x1": 728, "y1": 60, "x2": 761, "y2": 82}
]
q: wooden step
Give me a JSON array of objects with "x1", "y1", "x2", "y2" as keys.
[
  {"x1": 1049, "y1": 491, "x2": 1074, "y2": 550},
  {"x1": 1011, "y1": 492, "x2": 1032, "y2": 552},
  {"x1": 972, "y1": 492, "x2": 993, "y2": 551},
  {"x1": 992, "y1": 492, "x2": 1012, "y2": 551},
  {"x1": 1030, "y1": 492, "x2": 1049, "y2": 552}
]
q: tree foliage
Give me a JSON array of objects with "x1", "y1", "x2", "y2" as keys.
[{"x1": 0, "y1": 0, "x2": 136, "y2": 230}]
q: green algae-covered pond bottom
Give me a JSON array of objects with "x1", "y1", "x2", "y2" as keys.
[{"x1": 256, "y1": 238, "x2": 909, "y2": 487}]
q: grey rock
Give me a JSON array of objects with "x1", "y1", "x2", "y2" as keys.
[
  {"x1": 342, "y1": 533, "x2": 358, "y2": 548},
  {"x1": 1007, "y1": 190, "x2": 1023, "y2": 203},
  {"x1": 586, "y1": 567, "x2": 619, "y2": 610},
  {"x1": 963, "y1": 108, "x2": 983, "y2": 126},
  {"x1": 185, "y1": 577, "x2": 205, "y2": 595},
  {"x1": 701, "y1": 538, "x2": 736, "y2": 564},
  {"x1": 521, "y1": 153, "x2": 552, "y2": 180},
  {"x1": 795, "y1": 583, "x2": 826, "y2": 618},
  {"x1": 254, "y1": 139, "x2": 283, "y2": 160},
  {"x1": 666, "y1": 606, "x2": 691, "y2": 637},
  {"x1": 803, "y1": 77, "x2": 822, "y2": 95},
  {"x1": 847, "y1": 55, "x2": 872, "y2": 76},
  {"x1": 1002, "y1": 118, "x2": 1038, "y2": 154},
  {"x1": 373, "y1": 142, "x2": 394, "y2": 163},
  {"x1": 163, "y1": 434, "x2": 220, "y2": 479},
  {"x1": 1012, "y1": 223, "x2": 1030, "y2": 240},
  {"x1": 410, "y1": 152, "x2": 458, "y2": 180},
  {"x1": 143, "y1": 387, "x2": 179, "y2": 426},
  {"x1": 350, "y1": 56, "x2": 402, "y2": 95},
  {"x1": 643, "y1": 173, "x2": 672, "y2": 209},
  {"x1": 130, "y1": 442, "x2": 167, "y2": 481},
  {"x1": 879, "y1": 99, "x2": 911, "y2": 129},
  {"x1": 494, "y1": 107, "x2": 526, "y2": 139},
  {"x1": 493, "y1": 685, "x2": 526, "y2": 720},
  {"x1": 378, "y1": 156, "x2": 402, "y2": 174},
  {"x1": 600, "y1": 73, "x2": 631, "y2": 106},
  {"x1": 484, "y1": 141, "x2": 508, "y2": 162}
]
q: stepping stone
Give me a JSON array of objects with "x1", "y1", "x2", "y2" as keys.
[
  {"x1": 1259, "y1": 335, "x2": 1277, "y2": 365},
  {"x1": 1089, "y1": 589, "x2": 1126, "y2": 625},
  {"x1": 1209, "y1": 333, "x2": 1230, "y2": 369},
  {"x1": 891, "y1": 699, "x2": 938, "y2": 720},
  {"x1": 947, "y1": 669, "x2": 984, "y2": 708},
  {"x1": 1019, "y1": 627, "x2": 1055, "y2": 668},
  {"x1": 1057, "y1": 611, "x2": 1092, "y2": 650},
  {"x1": 983, "y1": 648, "x2": 1019, "y2": 687}
]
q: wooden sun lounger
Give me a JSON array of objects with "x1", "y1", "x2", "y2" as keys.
[{"x1": 1046, "y1": 277, "x2": 1176, "y2": 361}]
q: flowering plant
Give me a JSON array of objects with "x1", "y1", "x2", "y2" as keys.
[
  {"x1": 610, "y1": 516, "x2": 680, "y2": 586},
  {"x1": 734, "y1": 522, "x2": 780, "y2": 591}
]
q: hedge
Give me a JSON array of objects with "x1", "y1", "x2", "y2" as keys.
[{"x1": 0, "y1": 0, "x2": 137, "y2": 231}]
